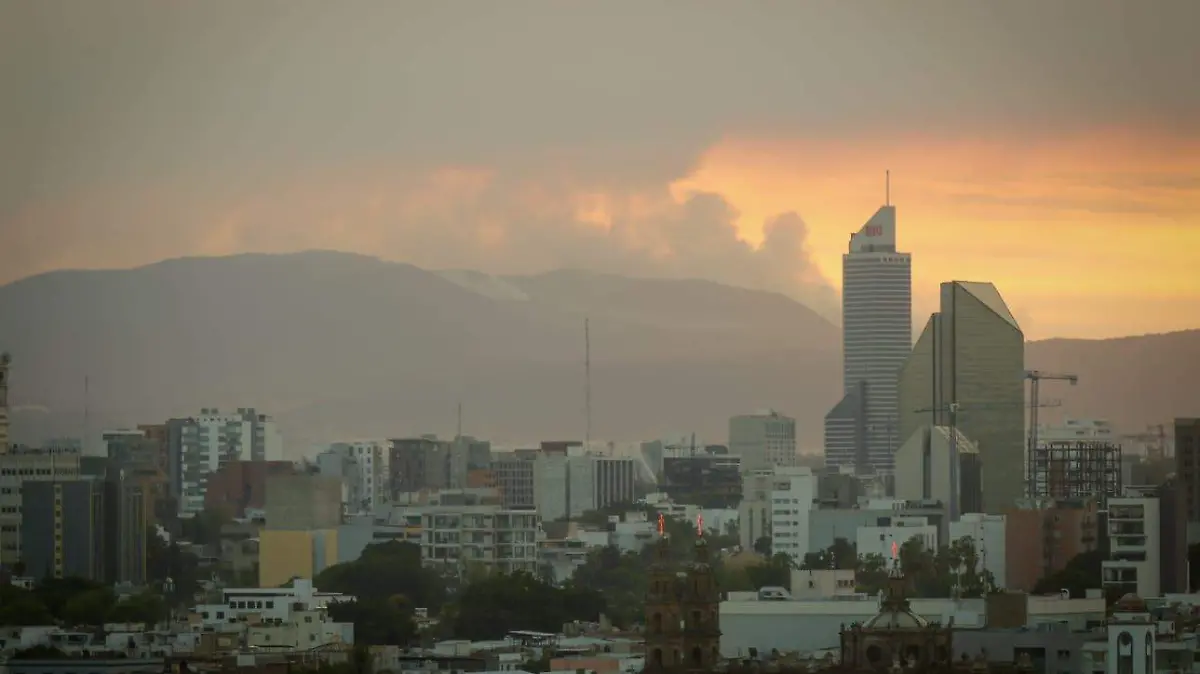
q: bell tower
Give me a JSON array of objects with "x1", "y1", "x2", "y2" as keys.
[
  {"x1": 644, "y1": 517, "x2": 684, "y2": 673},
  {"x1": 682, "y1": 518, "x2": 721, "y2": 671}
]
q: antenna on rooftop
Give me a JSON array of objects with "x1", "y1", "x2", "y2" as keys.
[
  {"x1": 885, "y1": 170, "x2": 891, "y2": 207},
  {"x1": 456, "y1": 401, "x2": 462, "y2": 440}
]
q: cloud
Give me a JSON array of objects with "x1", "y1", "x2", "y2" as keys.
[{"x1": 0, "y1": 165, "x2": 839, "y2": 318}]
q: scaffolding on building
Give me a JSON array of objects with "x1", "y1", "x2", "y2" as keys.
[{"x1": 1028, "y1": 440, "x2": 1123, "y2": 501}]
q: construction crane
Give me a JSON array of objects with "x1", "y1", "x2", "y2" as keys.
[
  {"x1": 915, "y1": 399, "x2": 1062, "y2": 518},
  {"x1": 1025, "y1": 370, "x2": 1078, "y2": 456}
]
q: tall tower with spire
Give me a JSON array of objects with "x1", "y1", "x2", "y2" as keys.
[
  {"x1": 643, "y1": 515, "x2": 724, "y2": 674},
  {"x1": 823, "y1": 182, "x2": 913, "y2": 475}
]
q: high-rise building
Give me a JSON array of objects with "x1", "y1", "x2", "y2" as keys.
[
  {"x1": 167, "y1": 408, "x2": 284, "y2": 517},
  {"x1": 729, "y1": 410, "x2": 796, "y2": 473},
  {"x1": 20, "y1": 470, "x2": 147, "y2": 584},
  {"x1": 1175, "y1": 417, "x2": 1200, "y2": 526},
  {"x1": 532, "y1": 445, "x2": 636, "y2": 521},
  {"x1": 317, "y1": 440, "x2": 390, "y2": 514},
  {"x1": 0, "y1": 446, "x2": 81, "y2": 567},
  {"x1": 897, "y1": 281, "x2": 1025, "y2": 513},
  {"x1": 388, "y1": 436, "x2": 449, "y2": 497},
  {"x1": 824, "y1": 205, "x2": 912, "y2": 474}
]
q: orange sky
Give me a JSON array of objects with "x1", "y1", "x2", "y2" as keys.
[{"x1": 671, "y1": 130, "x2": 1200, "y2": 340}]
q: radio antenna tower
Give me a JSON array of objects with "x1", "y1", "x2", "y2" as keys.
[{"x1": 584, "y1": 317, "x2": 591, "y2": 452}]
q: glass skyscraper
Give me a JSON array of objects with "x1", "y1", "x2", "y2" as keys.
[{"x1": 824, "y1": 205, "x2": 912, "y2": 473}]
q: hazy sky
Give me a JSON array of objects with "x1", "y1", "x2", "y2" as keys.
[{"x1": 2, "y1": 0, "x2": 1198, "y2": 340}]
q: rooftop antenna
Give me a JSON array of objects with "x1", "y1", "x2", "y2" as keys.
[
  {"x1": 584, "y1": 317, "x2": 591, "y2": 452},
  {"x1": 455, "y1": 401, "x2": 462, "y2": 440},
  {"x1": 885, "y1": 170, "x2": 891, "y2": 207}
]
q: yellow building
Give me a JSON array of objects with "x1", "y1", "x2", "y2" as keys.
[{"x1": 258, "y1": 528, "x2": 340, "y2": 588}]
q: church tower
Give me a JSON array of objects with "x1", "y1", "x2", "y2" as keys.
[
  {"x1": 681, "y1": 535, "x2": 722, "y2": 672},
  {"x1": 644, "y1": 518, "x2": 684, "y2": 673}
]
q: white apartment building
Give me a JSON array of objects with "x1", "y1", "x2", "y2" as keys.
[
  {"x1": 1102, "y1": 494, "x2": 1161, "y2": 598},
  {"x1": 170, "y1": 408, "x2": 283, "y2": 516},
  {"x1": 533, "y1": 448, "x2": 636, "y2": 521},
  {"x1": 0, "y1": 447, "x2": 82, "y2": 566},
  {"x1": 192, "y1": 578, "x2": 353, "y2": 629},
  {"x1": 247, "y1": 607, "x2": 354, "y2": 650},
  {"x1": 948, "y1": 513, "x2": 1007, "y2": 589},
  {"x1": 729, "y1": 410, "x2": 797, "y2": 474},
  {"x1": 420, "y1": 505, "x2": 540, "y2": 575},
  {"x1": 318, "y1": 440, "x2": 390, "y2": 515},
  {"x1": 769, "y1": 467, "x2": 817, "y2": 563},
  {"x1": 856, "y1": 515, "x2": 937, "y2": 561}
]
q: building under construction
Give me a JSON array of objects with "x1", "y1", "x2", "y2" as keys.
[{"x1": 1028, "y1": 440, "x2": 1122, "y2": 501}]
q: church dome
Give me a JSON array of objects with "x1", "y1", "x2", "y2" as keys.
[
  {"x1": 863, "y1": 606, "x2": 928, "y2": 629},
  {"x1": 1113, "y1": 593, "x2": 1148, "y2": 613}
]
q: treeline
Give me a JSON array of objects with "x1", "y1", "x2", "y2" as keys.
[{"x1": 0, "y1": 577, "x2": 166, "y2": 627}]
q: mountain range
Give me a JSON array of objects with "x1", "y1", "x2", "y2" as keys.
[{"x1": 0, "y1": 251, "x2": 1196, "y2": 452}]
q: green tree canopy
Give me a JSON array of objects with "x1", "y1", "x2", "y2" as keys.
[
  {"x1": 315, "y1": 541, "x2": 447, "y2": 614},
  {"x1": 452, "y1": 571, "x2": 605, "y2": 640}
]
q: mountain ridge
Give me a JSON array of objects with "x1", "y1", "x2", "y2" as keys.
[{"x1": 0, "y1": 251, "x2": 1195, "y2": 450}]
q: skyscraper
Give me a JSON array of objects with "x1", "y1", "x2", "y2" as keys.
[
  {"x1": 824, "y1": 204, "x2": 912, "y2": 473},
  {"x1": 897, "y1": 281, "x2": 1025, "y2": 513}
]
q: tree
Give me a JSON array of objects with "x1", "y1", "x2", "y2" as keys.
[
  {"x1": 752, "y1": 536, "x2": 772, "y2": 556},
  {"x1": 61, "y1": 587, "x2": 116, "y2": 626},
  {"x1": 1033, "y1": 550, "x2": 1106, "y2": 598},
  {"x1": 108, "y1": 591, "x2": 168, "y2": 626},
  {"x1": 743, "y1": 554, "x2": 793, "y2": 590},
  {"x1": 0, "y1": 587, "x2": 53, "y2": 626},
  {"x1": 315, "y1": 541, "x2": 447, "y2": 614},
  {"x1": 452, "y1": 571, "x2": 605, "y2": 640},
  {"x1": 800, "y1": 537, "x2": 856, "y2": 571},
  {"x1": 329, "y1": 595, "x2": 417, "y2": 646},
  {"x1": 568, "y1": 545, "x2": 646, "y2": 627}
]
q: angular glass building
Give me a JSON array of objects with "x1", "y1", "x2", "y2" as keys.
[{"x1": 897, "y1": 281, "x2": 1025, "y2": 513}]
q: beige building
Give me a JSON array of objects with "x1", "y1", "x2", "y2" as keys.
[
  {"x1": 0, "y1": 447, "x2": 82, "y2": 567},
  {"x1": 898, "y1": 281, "x2": 1025, "y2": 513},
  {"x1": 258, "y1": 474, "x2": 344, "y2": 587}
]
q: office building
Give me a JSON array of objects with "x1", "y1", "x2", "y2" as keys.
[
  {"x1": 103, "y1": 429, "x2": 170, "y2": 524},
  {"x1": 824, "y1": 203, "x2": 912, "y2": 474},
  {"x1": 20, "y1": 472, "x2": 146, "y2": 584},
  {"x1": 167, "y1": 408, "x2": 284, "y2": 517},
  {"x1": 893, "y1": 424, "x2": 983, "y2": 519},
  {"x1": 661, "y1": 454, "x2": 742, "y2": 507},
  {"x1": 729, "y1": 410, "x2": 796, "y2": 473},
  {"x1": 769, "y1": 467, "x2": 817, "y2": 562},
  {"x1": 1175, "y1": 417, "x2": 1200, "y2": 525},
  {"x1": 948, "y1": 513, "x2": 1007, "y2": 589},
  {"x1": 317, "y1": 440, "x2": 390, "y2": 514},
  {"x1": 490, "y1": 450, "x2": 537, "y2": 509},
  {"x1": 0, "y1": 446, "x2": 81, "y2": 567},
  {"x1": 897, "y1": 281, "x2": 1025, "y2": 513},
  {"x1": 388, "y1": 436, "x2": 449, "y2": 496},
  {"x1": 808, "y1": 500, "x2": 948, "y2": 556},
  {"x1": 533, "y1": 446, "x2": 636, "y2": 521},
  {"x1": 265, "y1": 474, "x2": 343, "y2": 530},
  {"x1": 448, "y1": 435, "x2": 492, "y2": 489},
  {"x1": 204, "y1": 460, "x2": 296, "y2": 517},
  {"x1": 1102, "y1": 493, "x2": 1161, "y2": 598}
]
